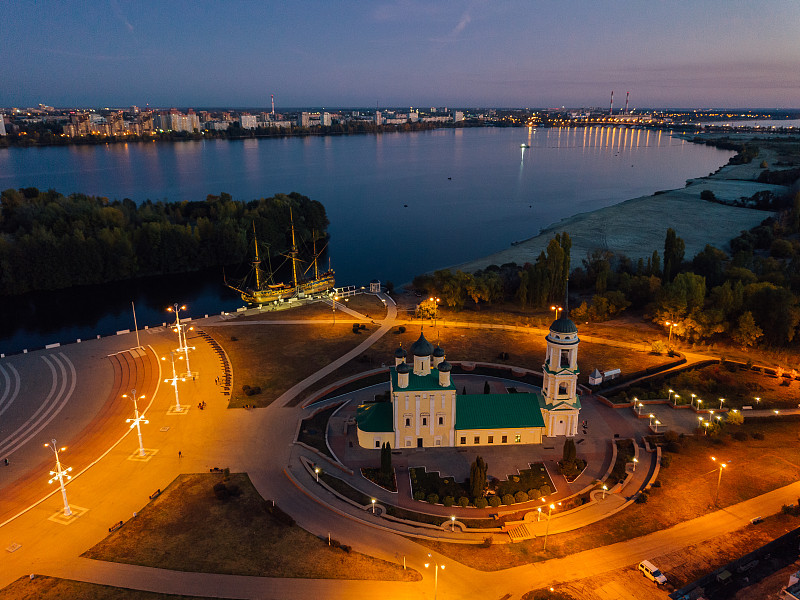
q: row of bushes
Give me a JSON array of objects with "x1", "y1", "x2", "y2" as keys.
[{"x1": 413, "y1": 488, "x2": 551, "y2": 508}]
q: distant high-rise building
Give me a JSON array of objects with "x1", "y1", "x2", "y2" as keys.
[
  {"x1": 321, "y1": 111, "x2": 332, "y2": 126},
  {"x1": 409, "y1": 111, "x2": 419, "y2": 123},
  {"x1": 375, "y1": 111, "x2": 382, "y2": 126},
  {"x1": 0, "y1": 116, "x2": 6, "y2": 136},
  {"x1": 239, "y1": 114, "x2": 258, "y2": 129},
  {"x1": 297, "y1": 112, "x2": 310, "y2": 127},
  {"x1": 453, "y1": 111, "x2": 464, "y2": 123}
]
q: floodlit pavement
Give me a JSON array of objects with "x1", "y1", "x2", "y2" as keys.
[{"x1": 1, "y1": 293, "x2": 799, "y2": 599}]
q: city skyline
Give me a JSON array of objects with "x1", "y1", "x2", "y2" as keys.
[{"x1": 2, "y1": 0, "x2": 799, "y2": 109}]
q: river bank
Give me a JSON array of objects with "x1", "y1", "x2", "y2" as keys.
[{"x1": 450, "y1": 135, "x2": 794, "y2": 273}]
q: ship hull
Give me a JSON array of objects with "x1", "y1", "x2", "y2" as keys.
[{"x1": 241, "y1": 272, "x2": 335, "y2": 305}]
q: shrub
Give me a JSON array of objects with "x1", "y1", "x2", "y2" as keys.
[
  {"x1": 413, "y1": 491, "x2": 425, "y2": 501},
  {"x1": 666, "y1": 441, "x2": 681, "y2": 453},
  {"x1": 426, "y1": 493, "x2": 440, "y2": 504},
  {"x1": 660, "y1": 454, "x2": 672, "y2": 468},
  {"x1": 443, "y1": 496, "x2": 454, "y2": 507},
  {"x1": 527, "y1": 489, "x2": 539, "y2": 499},
  {"x1": 398, "y1": 326, "x2": 406, "y2": 333},
  {"x1": 502, "y1": 494, "x2": 515, "y2": 505},
  {"x1": 635, "y1": 492, "x2": 649, "y2": 504},
  {"x1": 539, "y1": 484, "x2": 552, "y2": 496},
  {"x1": 475, "y1": 497, "x2": 489, "y2": 509},
  {"x1": 340, "y1": 544, "x2": 352, "y2": 553},
  {"x1": 458, "y1": 496, "x2": 470, "y2": 508},
  {"x1": 733, "y1": 431, "x2": 748, "y2": 441},
  {"x1": 515, "y1": 491, "x2": 529, "y2": 503},
  {"x1": 651, "y1": 480, "x2": 662, "y2": 488},
  {"x1": 664, "y1": 430, "x2": 680, "y2": 443},
  {"x1": 480, "y1": 536, "x2": 493, "y2": 548},
  {"x1": 752, "y1": 432, "x2": 765, "y2": 440},
  {"x1": 489, "y1": 496, "x2": 501, "y2": 508},
  {"x1": 700, "y1": 189, "x2": 716, "y2": 201}
]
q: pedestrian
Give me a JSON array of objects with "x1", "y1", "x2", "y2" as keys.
[{"x1": 178, "y1": 450, "x2": 182, "y2": 458}]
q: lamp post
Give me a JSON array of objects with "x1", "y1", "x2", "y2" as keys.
[
  {"x1": 668, "y1": 389, "x2": 674, "y2": 405},
  {"x1": 711, "y1": 456, "x2": 729, "y2": 505},
  {"x1": 673, "y1": 393, "x2": 680, "y2": 406},
  {"x1": 123, "y1": 389, "x2": 148, "y2": 457},
  {"x1": 703, "y1": 421, "x2": 710, "y2": 435},
  {"x1": 424, "y1": 554, "x2": 445, "y2": 600},
  {"x1": 550, "y1": 305, "x2": 562, "y2": 321},
  {"x1": 648, "y1": 413, "x2": 655, "y2": 427},
  {"x1": 162, "y1": 351, "x2": 186, "y2": 412},
  {"x1": 654, "y1": 419, "x2": 661, "y2": 433},
  {"x1": 636, "y1": 399, "x2": 643, "y2": 415},
  {"x1": 755, "y1": 396, "x2": 761, "y2": 406},
  {"x1": 451, "y1": 515, "x2": 456, "y2": 531},
  {"x1": 602, "y1": 484, "x2": 608, "y2": 499},
  {"x1": 167, "y1": 304, "x2": 194, "y2": 376},
  {"x1": 719, "y1": 398, "x2": 725, "y2": 410},
  {"x1": 371, "y1": 498, "x2": 376, "y2": 514},
  {"x1": 537, "y1": 507, "x2": 542, "y2": 522},
  {"x1": 45, "y1": 440, "x2": 73, "y2": 516},
  {"x1": 632, "y1": 457, "x2": 638, "y2": 472},
  {"x1": 665, "y1": 320, "x2": 675, "y2": 345},
  {"x1": 697, "y1": 399, "x2": 703, "y2": 412},
  {"x1": 543, "y1": 503, "x2": 556, "y2": 551},
  {"x1": 314, "y1": 467, "x2": 320, "y2": 482},
  {"x1": 691, "y1": 393, "x2": 697, "y2": 409},
  {"x1": 331, "y1": 294, "x2": 339, "y2": 324}
]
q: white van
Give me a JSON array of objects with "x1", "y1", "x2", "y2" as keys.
[{"x1": 638, "y1": 560, "x2": 667, "y2": 584}]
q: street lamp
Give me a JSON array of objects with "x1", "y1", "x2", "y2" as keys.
[
  {"x1": 636, "y1": 399, "x2": 643, "y2": 415},
  {"x1": 314, "y1": 467, "x2": 320, "y2": 482},
  {"x1": 774, "y1": 409, "x2": 780, "y2": 416},
  {"x1": 668, "y1": 389, "x2": 675, "y2": 404},
  {"x1": 654, "y1": 420, "x2": 661, "y2": 433},
  {"x1": 648, "y1": 413, "x2": 655, "y2": 427},
  {"x1": 602, "y1": 484, "x2": 608, "y2": 499},
  {"x1": 703, "y1": 421, "x2": 710, "y2": 435},
  {"x1": 719, "y1": 398, "x2": 725, "y2": 410},
  {"x1": 162, "y1": 351, "x2": 186, "y2": 412},
  {"x1": 543, "y1": 503, "x2": 556, "y2": 551},
  {"x1": 123, "y1": 389, "x2": 148, "y2": 457},
  {"x1": 331, "y1": 294, "x2": 339, "y2": 324},
  {"x1": 673, "y1": 393, "x2": 680, "y2": 406},
  {"x1": 711, "y1": 456, "x2": 729, "y2": 505},
  {"x1": 371, "y1": 498, "x2": 376, "y2": 514},
  {"x1": 45, "y1": 440, "x2": 72, "y2": 516},
  {"x1": 537, "y1": 507, "x2": 542, "y2": 521},
  {"x1": 550, "y1": 305, "x2": 562, "y2": 321},
  {"x1": 697, "y1": 399, "x2": 703, "y2": 411},
  {"x1": 632, "y1": 457, "x2": 638, "y2": 472},
  {"x1": 691, "y1": 393, "x2": 697, "y2": 408},
  {"x1": 755, "y1": 397, "x2": 761, "y2": 406},
  {"x1": 450, "y1": 515, "x2": 456, "y2": 531},
  {"x1": 167, "y1": 304, "x2": 194, "y2": 376},
  {"x1": 665, "y1": 320, "x2": 675, "y2": 345},
  {"x1": 424, "y1": 554, "x2": 445, "y2": 600}
]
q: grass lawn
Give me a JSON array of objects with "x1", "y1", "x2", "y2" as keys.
[
  {"x1": 83, "y1": 473, "x2": 418, "y2": 581},
  {"x1": 414, "y1": 419, "x2": 800, "y2": 570},
  {"x1": 0, "y1": 576, "x2": 225, "y2": 600},
  {"x1": 207, "y1": 324, "x2": 368, "y2": 407}
]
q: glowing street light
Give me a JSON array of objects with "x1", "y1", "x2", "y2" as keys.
[
  {"x1": 543, "y1": 503, "x2": 556, "y2": 551},
  {"x1": 673, "y1": 393, "x2": 680, "y2": 406},
  {"x1": 755, "y1": 397, "x2": 761, "y2": 406},
  {"x1": 774, "y1": 409, "x2": 780, "y2": 416},
  {"x1": 632, "y1": 457, "x2": 638, "y2": 471},
  {"x1": 602, "y1": 484, "x2": 608, "y2": 499},
  {"x1": 424, "y1": 554, "x2": 445, "y2": 600},
  {"x1": 697, "y1": 398, "x2": 703, "y2": 411},
  {"x1": 691, "y1": 393, "x2": 697, "y2": 408},
  {"x1": 537, "y1": 507, "x2": 542, "y2": 521},
  {"x1": 719, "y1": 397, "x2": 725, "y2": 410},
  {"x1": 314, "y1": 467, "x2": 320, "y2": 482},
  {"x1": 162, "y1": 351, "x2": 186, "y2": 412},
  {"x1": 711, "y1": 456, "x2": 729, "y2": 505},
  {"x1": 550, "y1": 305, "x2": 562, "y2": 321},
  {"x1": 123, "y1": 389, "x2": 148, "y2": 457},
  {"x1": 331, "y1": 293, "x2": 339, "y2": 324},
  {"x1": 654, "y1": 419, "x2": 661, "y2": 433},
  {"x1": 371, "y1": 498, "x2": 376, "y2": 514},
  {"x1": 636, "y1": 399, "x2": 643, "y2": 415},
  {"x1": 450, "y1": 515, "x2": 456, "y2": 531},
  {"x1": 45, "y1": 439, "x2": 73, "y2": 516},
  {"x1": 668, "y1": 389, "x2": 675, "y2": 404},
  {"x1": 648, "y1": 413, "x2": 655, "y2": 427},
  {"x1": 664, "y1": 320, "x2": 676, "y2": 344},
  {"x1": 167, "y1": 304, "x2": 195, "y2": 377}
]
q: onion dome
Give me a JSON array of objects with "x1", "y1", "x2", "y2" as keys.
[
  {"x1": 437, "y1": 360, "x2": 452, "y2": 372},
  {"x1": 433, "y1": 346, "x2": 445, "y2": 358},
  {"x1": 394, "y1": 345, "x2": 407, "y2": 358},
  {"x1": 397, "y1": 362, "x2": 411, "y2": 374},
  {"x1": 410, "y1": 332, "x2": 434, "y2": 357},
  {"x1": 549, "y1": 317, "x2": 578, "y2": 334}
]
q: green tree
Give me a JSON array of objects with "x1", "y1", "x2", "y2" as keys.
[
  {"x1": 731, "y1": 311, "x2": 763, "y2": 348},
  {"x1": 380, "y1": 442, "x2": 392, "y2": 478},
  {"x1": 562, "y1": 438, "x2": 577, "y2": 463},
  {"x1": 663, "y1": 228, "x2": 685, "y2": 282},
  {"x1": 469, "y1": 456, "x2": 488, "y2": 499}
]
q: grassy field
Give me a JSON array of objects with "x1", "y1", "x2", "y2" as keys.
[
  {"x1": 83, "y1": 473, "x2": 418, "y2": 581},
  {"x1": 415, "y1": 419, "x2": 800, "y2": 570},
  {"x1": 0, "y1": 576, "x2": 225, "y2": 600}
]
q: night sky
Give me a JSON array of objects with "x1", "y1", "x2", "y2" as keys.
[{"x1": 2, "y1": 0, "x2": 798, "y2": 109}]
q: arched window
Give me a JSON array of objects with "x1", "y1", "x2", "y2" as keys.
[{"x1": 558, "y1": 382, "x2": 568, "y2": 395}]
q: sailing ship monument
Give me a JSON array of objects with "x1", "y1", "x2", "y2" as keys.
[{"x1": 227, "y1": 211, "x2": 335, "y2": 305}]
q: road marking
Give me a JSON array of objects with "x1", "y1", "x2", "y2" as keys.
[
  {"x1": 47, "y1": 505, "x2": 88, "y2": 525},
  {"x1": 0, "y1": 353, "x2": 77, "y2": 457},
  {"x1": 0, "y1": 362, "x2": 21, "y2": 421}
]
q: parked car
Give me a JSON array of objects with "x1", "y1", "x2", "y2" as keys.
[{"x1": 638, "y1": 560, "x2": 667, "y2": 584}]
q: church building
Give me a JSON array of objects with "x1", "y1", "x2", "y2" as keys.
[{"x1": 355, "y1": 313, "x2": 582, "y2": 449}]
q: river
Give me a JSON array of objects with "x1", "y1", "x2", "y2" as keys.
[{"x1": 0, "y1": 126, "x2": 733, "y2": 353}]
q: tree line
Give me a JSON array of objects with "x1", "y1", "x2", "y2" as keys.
[
  {"x1": 0, "y1": 188, "x2": 328, "y2": 295},
  {"x1": 412, "y1": 187, "x2": 800, "y2": 348}
]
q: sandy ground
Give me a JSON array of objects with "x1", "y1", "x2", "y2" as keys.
[{"x1": 449, "y1": 138, "x2": 792, "y2": 273}]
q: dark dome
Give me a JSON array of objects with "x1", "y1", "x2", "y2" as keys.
[
  {"x1": 410, "y1": 332, "x2": 434, "y2": 356},
  {"x1": 433, "y1": 346, "x2": 445, "y2": 357},
  {"x1": 394, "y1": 345, "x2": 407, "y2": 358},
  {"x1": 397, "y1": 362, "x2": 411, "y2": 374},
  {"x1": 437, "y1": 361, "x2": 452, "y2": 372},
  {"x1": 550, "y1": 317, "x2": 578, "y2": 334}
]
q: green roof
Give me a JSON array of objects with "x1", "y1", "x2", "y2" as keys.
[
  {"x1": 455, "y1": 394, "x2": 545, "y2": 430},
  {"x1": 356, "y1": 402, "x2": 394, "y2": 432},
  {"x1": 390, "y1": 368, "x2": 455, "y2": 392},
  {"x1": 538, "y1": 395, "x2": 582, "y2": 411},
  {"x1": 549, "y1": 317, "x2": 578, "y2": 333}
]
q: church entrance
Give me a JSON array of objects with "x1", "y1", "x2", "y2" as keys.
[
  {"x1": 417, "y1": 438, "x2": 423, "y2": 448},
  {"x1": 554, "y1": 418, "x2": 567, "y2": 436}
]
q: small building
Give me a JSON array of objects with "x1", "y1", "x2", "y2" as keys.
[
  {"x1": 356, "y1": 313, "x2": 582, "y2": 448},
  {"x1": 369, "y1": 279, "x2": 380, "y2": 293},
  {"x1": 589, "y1": 368, "x2": 603, "y2": 386}
]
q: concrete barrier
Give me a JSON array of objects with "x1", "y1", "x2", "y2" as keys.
[{"x1": 45, "y1": 343, "x2": 61, "y2": 349}]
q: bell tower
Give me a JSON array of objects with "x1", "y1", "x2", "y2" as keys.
[{"x1": 540, "y1": 311, "x2": 581, "y2": 437}]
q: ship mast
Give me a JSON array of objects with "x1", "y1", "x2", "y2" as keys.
[
  {"x1": 290, "y1": 208, "x2": 299, "y2": 288},
  {"x1": 312, "y1": 232, "x2": 319, "y2": 280},
  {"x1": 252, "y1": 221, "x2": 261, "y2": 290}
]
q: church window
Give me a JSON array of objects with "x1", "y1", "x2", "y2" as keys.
[
  {"x1": 375, "y1": 440, "x2": 381, "y2": 448},
  {"x1": 405, "y1": 417, "x2": 411, "y2": 427},
  {"x1": 422, "y1": 417, "x2": 428, "y2": 426},
  {"x1": 560, "y1": 350, "x2": 570, "y2": 368},
  {"x1": 474, "y1": 435, "x2": 480, "y2": 444},
  {"x1": 559, "y1": 382, "x2": 568, "y2": 395},
  {"x1": 405, "y1": 439, "x2": 412, "y2": 447},
  {"x1": 502, "y1": 435, "x2": 508, "y2": 443},
  {"x1": 435, "y1": 437, "x2": 442, "y2": 446},
  {"x1": 460, "y1": 436, "x2": 466, "y2": 445},
  {"x1": 488, "y1": 435, "x2": 494, "y2": 444},
  {"x1": 515, "y1": 434, "x2": 521, "y2": 443},
  {"x1": 438, "y1": 416, "x2": 444, "y2": 425}
]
